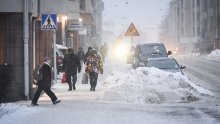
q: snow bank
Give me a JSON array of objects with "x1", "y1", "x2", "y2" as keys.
[
  {"x1": 207, "y1": 49, "x2": 220, "y2": 57},
  {"x1": 101, "y1": 65, "x2": 213, "y2": 104}
]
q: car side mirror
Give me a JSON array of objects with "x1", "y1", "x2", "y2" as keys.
[
  {"x1": 180, "y1": 65, "x2": 186, "y2": 69},
  {"x1": 167, "y1": 51, "x2": 172, "y2": 55}
]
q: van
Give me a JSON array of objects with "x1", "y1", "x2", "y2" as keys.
[{"x1": 132, "y1": 43, "x2": 172, "y2": 68}]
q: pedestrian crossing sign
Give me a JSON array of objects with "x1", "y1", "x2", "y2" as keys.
[
  {"x1": 125, "y1": 23, "x2": 140, "y2": 36},
  {"x1": 41, "y1": 14, "x2": 57, "y2": 30}
]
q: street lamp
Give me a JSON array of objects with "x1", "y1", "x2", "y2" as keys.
[
  {"x1": 79, "y1": 18, "x2": 83, "y2": 22},
  {"x1": 60, "y1": 16, "x2": 68, "y2": 46},
  {"x1": 62, "y1": 16, "x2": 68, "y2": 22}
]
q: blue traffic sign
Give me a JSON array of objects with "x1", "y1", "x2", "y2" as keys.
[{"x1": 41, "y1": 14, "x2": 57, "y2": 30}]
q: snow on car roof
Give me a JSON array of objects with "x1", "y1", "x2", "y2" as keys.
[{"x1": 56, "y1": 44, "x2": 68, "y2": 49}]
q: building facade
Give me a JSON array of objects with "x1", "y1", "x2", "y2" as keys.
[
  {"x1": 79, "y1": 0, "x2": 104, "y2": 51},
  {"x1": 160, "y1": 0, "x2": 220, "y2": 54},
  {"x1": 0, "y1": 0, "x2": 104, "y2": 102}
]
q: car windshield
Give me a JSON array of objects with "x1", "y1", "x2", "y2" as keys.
[
  {"x1": 147, "y1": 59, "x2": 179, "y2": 70},
  {"x1": 139, "y1": 44, "x2": 167, "y2": 57}
]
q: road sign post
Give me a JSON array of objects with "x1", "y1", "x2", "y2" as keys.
[
  {"x1": 124, "y1": 23, "x2": 140, "y2": 46},
  {"x1": 41, "y1": 14, "x2": 57, "y2": 83}
]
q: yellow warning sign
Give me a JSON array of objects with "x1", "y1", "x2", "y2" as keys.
[{"x1": 125, "y1": 23, "x2": 140, "y2": 36}]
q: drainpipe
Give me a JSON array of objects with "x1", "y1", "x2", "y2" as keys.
[
  {"x1": 217, "y1": 0, "x2": 220, "y2": 49},
  {"x1": 33, "y1": 19, "x2": 36, "y2": 68},
  {"x1": 24, "y1": 0, "x2": 29, "y2": 100},
  {"x1": 33, "y1": 0, "x2": 40, "y2": 68}
]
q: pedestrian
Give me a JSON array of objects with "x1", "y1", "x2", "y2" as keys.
[
  {"x1": 104, "y1": 42, "x2": 109, "y2": 55},
  {"x1": 100, "y1": 43, "x2": 109, "y2": 62},
  {"x1": 84, "y1": 46, "x2": 93, "y2": 63},
  {"x1": 85, "y1": 50, "x2": 103, "y2": 91},
  {"x1": 100, "y1": 45, "x2": 106, "y2": 62},
  {"x1": 63, "y1": 48, "x2": 81, "y2": 91},
  {"x1": 77, "y1": 47, "x2": 85, "y2": 67},
  {"x1": 31, "y1": 57, "x2": 61, "y2": 106}
]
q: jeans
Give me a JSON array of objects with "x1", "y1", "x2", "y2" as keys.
[
  {"x1": 89, "y1": 72, "x2": 98, "y2": 88},
  {"x1": 67, "y1": 74, "x2": 77, "y2": 90}
]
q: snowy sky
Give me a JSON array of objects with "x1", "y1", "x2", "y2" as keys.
[{"x1": 102, "y1": 0, "x2": 171, "y2": 42}]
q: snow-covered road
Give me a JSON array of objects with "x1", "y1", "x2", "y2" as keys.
[
  {"x1": 1, "y1": 57, "x2": 220, "y2": 124},
  {"x1": 176, "y1": 56, "x2": 220, "y2": 95}
]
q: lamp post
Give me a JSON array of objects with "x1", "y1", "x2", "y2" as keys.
[{"x1": 62, "y1": 16, "x2": 67, "y2": 46}]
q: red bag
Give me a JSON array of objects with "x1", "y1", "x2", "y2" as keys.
[{"x1": 61, "y1": 73, "x2": 67, "y2": 83}]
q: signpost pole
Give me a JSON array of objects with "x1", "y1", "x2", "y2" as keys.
[
  {"x1": 53, "y1": 30, "x2": 57, "y2": 84},
  {"x1": 131, "y1": 35, "x2": 133, "y2": 46},
  {"x1": 41, "y1": 14, "x2": 58, "y2": 84}
]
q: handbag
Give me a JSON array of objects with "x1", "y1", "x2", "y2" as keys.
[
  {"x1": 82, "y1": 72, "x2": 88, "y2": 84},
  {"x1": 61, "y1": 73, "x2": 67, "y2": 83}
]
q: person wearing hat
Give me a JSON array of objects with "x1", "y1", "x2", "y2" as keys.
[
  {"x1": 85, "y1": 50, "x2": 103, "y2": 91},
  {"x1": 63, "y1": 48, "x2": 81, "y2": 91},
  {"x1": 84, "y1": 46, "x2": 93, "y2": 63},
  {"x1": 31, "y1": 57, "x2": 61, "y2": 106}
]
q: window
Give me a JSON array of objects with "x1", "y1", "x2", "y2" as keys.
[
  {"x1": 197, "y1": 0, "x2": 200, "y2": 6},
  {"x1": 80, "y1": 0, "x2": 85, "y2": 11}
]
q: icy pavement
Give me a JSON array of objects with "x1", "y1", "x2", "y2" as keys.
[
  {"x1": 1, "y1": 100, "x2": 220, "y2": 124},
  {"x1": 1, "y1": 57, "x2": 220, "y2": 124}
]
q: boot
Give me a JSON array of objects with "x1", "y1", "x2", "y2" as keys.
[
  {"x1": 93, "y1": 87, "x2": 95, "y2": 91},
  {"x1": 31, "y1": 102, "x2": 39, "y2": 106},
  {"x1": 68, "y1": 84, "x2": 72, "y2": 91},
  {"x1": 90, "y1": 87, "x2": 92, "y2": 91},
  {"x1": 53, "y1": 100, "x2": 61, "y2": 105},
  {"x1": 73, "y1": 85, "x2": 76, "y2": 90}
]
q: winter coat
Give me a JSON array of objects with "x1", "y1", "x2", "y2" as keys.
[
  {"x1": 85, "y1": 54, "x2": 103, "y2": 74},
  {"x1": 77, "y1": 50, "x2": 85, "y2": 61},
  {"x1": 84, "y1": 51, "x2": 93, "y2": 63},
  {"x1": 37, "y1": 62, "x2": 52, "y2": 88},
  {"x1": 63, "y1": 54, "x2": 81, "y2": 76}
]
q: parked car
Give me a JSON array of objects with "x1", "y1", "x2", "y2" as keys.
[
  {"x1": 56, "y1": 49, "x2": 64, "y2": 73},
  {"x1": 132, "y1": 43, "x2": 172, "y2": 68},
  {"x1": 146, "y1": 57, "x2": 186, "y2": 75},
  {"x1": 56, "y1": 44, "x2": 68, "y2": 55}
]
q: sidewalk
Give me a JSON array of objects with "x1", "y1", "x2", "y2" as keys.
[{"x1": 0, "y1": 62, "x2": 109, "y2": 119}]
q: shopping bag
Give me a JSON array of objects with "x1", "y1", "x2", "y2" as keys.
[
  {"x1": 82, "y1": 72, "x2": 88, "y2": 84},
  {"x1": 61, "y1": 73, "x2": 67, "y2": 83}
]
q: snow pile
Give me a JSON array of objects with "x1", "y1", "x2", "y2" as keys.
[
  {"x1": 101, "y1": 66, "x2": 213, "y2": 104},
  {"x1": 207, "y1": 49, "x2": 220, "y2": 57}
]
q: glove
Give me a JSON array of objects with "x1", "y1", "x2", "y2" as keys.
[
  {"x1": 100, "y1": 71, "x2": 103, "y2": 74},
  {"x1": 78, "y1": 70, "x2": 81, "y2": 73}
]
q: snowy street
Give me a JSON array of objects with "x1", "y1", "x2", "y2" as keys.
[
  {"x1": 1, "y1": 57, "x2": 220, "y2": 124},
  {"x1": 177, "y1": 55, "x2": 220, "y2": 95},
  {"x1": 2, "y1": 0, "x2": 220, "y2": 124}
]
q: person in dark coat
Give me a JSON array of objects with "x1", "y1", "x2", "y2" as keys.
[
  {"x1": 31, "y1": 57, "x2": 61, "y2": 106},
  {"x1": 63, "y1": 48, "x2": 81, "y2": 91},
  {"x1": 77, "y1": 47, "x2": 85, "y2": 67},
  {"x1": 85, "y1": 50, "x2": 103, "y2": 91}
]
